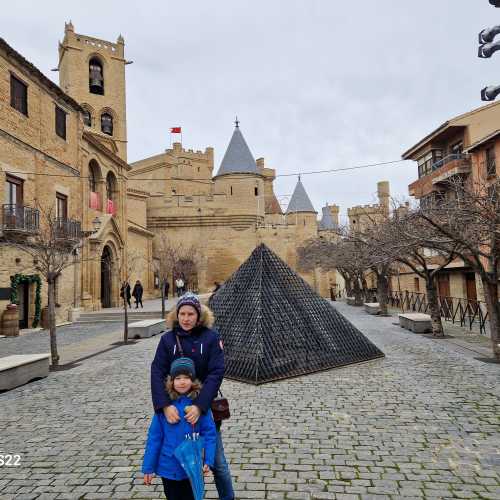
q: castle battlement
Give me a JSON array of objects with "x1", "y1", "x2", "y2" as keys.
[{"x1": 166, "y1": 143, "x2": 213, "y2": 159}]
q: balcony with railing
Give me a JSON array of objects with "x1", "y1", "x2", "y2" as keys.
[
  {"x1": 54, "y1": 218, "x2": 82, "y2": 241},
  {"x1": 2, "y1": 204, "x2": 40, "y2": 233},
  {"x1": 409, "y1": 153, "x2": 471, "y2": 198}
]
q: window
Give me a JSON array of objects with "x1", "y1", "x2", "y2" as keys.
[
  {"x1": 106, "y1": 173, "x2": 115, "y2": 201},
  {"x1": 10, "y1": 74, "x2": 28, "y2": 116},
  {"x1": 89, "y1": 164, "x2": 97, "y2": 193},
  {"x1": 414, "y1": 277, "x2": 420, "y2": 292},
  {"x1": 55, "y1": 105, "x2": 67, "y2": 140},
  {"x1": 83, "y1": 109, "x2": 92, "y2": 127},
  {"x1": 254, "y1": 187, "x2": 259, "y2": 196},
  {"x1": 101, "y1": 113, "x2": 113, "y2": 135},
  {"x1": 5, "y1": 175, "x2": 24, "y2": 206},
  {"x1": 417, "y1": 149, "x2": 443, "y2": 178},
  {"x1": 230, "y1": 186, "x2": 233, "y2": 196},
  {"x1": 56, "y1": 193, "x2": 68, "y2": 220},
  {"x1": 486, "y1": 146, "x2": 496, "y2": 177},
  {"x1": 89, "y1": 58, "x2": 104, "y2": 95}
]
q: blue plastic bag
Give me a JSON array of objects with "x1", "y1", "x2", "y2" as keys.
[{"x1": 174, "y1": 431, "x2": 205, "y2": 500}]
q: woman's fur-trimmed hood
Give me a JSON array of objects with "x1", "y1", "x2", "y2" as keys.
[{"x1": 166, "y1": 303, "x2": 215, "y2": 330}]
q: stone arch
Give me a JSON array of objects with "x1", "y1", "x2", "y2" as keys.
[
  {"x1": 88, "y1": 159, "x2": 103, "y2": 210},
  {"x1": 100, "y1": 239, "x2": 121, "y2": 308},
  {"x1": 88, "y1": 54, "x2": 105, "y2": 95},
  {"x1": 99, "y1": 106, "x2": 116, "y2": 136},
  {"x1": 81, "y1": 103, "x2": 95, "y2": 127},
  {"x1": 105, "y1": 171, "x2": 119, "y2": 215}
]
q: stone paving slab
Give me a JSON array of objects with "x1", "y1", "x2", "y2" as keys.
[{"x1": 0, "y1": 301, "x2": 498, "y2": 499}]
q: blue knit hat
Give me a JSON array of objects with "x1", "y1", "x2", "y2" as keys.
[
  {"x1": 170, "y1": 357, "x2": 196, "y2": 379},
  {"x1": 176, "y1": 292, "x2": 202, "y2": 318}
]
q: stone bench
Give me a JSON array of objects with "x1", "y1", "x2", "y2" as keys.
[
  {"x1": 398, "y1": 313, "x2": 432, "y2": 333},
  {"x1": 364, "y1": 302, "x2": 380, "y2": 315},
  {"x1": 0, "y1": 353, "x2": 50, "y2": 391},
  {"x1": 346, "y1": 297, "x2": 356, "y2": 306},
  {"x1": 129, "y1": 319, "x2": 166, "y2": 339}
]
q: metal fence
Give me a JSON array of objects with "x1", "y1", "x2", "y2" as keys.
[{"x1": 388, "y1": 290, "x2": 488, "y2": 336}]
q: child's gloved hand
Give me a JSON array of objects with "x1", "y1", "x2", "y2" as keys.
[
  {"x1": 203, "y1": 464, "x2": 211, "y2": 477},
  {"x1": 144, "y1": 473, "x2": 155, "y2": 485}
]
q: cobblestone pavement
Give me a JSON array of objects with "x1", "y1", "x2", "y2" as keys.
[{"x1": 1, "y1": 301, "x2": 499, "y2": 499}]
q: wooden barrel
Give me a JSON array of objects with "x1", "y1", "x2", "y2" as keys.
[{"x1": 2, "y1": 304, "x2": 19, "y2": 337}]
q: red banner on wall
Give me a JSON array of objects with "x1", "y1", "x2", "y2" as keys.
[
  {"x1": 90, "y1": 191, "x2": 100, "y2": 210},
  {"x1": 106, "y1": 199, "x2": 115, "y2": 215}
]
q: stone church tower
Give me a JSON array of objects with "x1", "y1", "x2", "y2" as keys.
[{"x1": 57, "y1": 21, "x2": 128, "y2": 161}]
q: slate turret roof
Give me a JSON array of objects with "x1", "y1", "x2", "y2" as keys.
[
  {"x1": 318, "y1": 205, "x2": 337, "y2": 230},
  {"x1": 208, "y1": 244, "x2": 384, "y2": 384},
  {"x1": 216, "y1": 125, "x2": 259, "y2": 176},
  {"x1": 286, "y1": 177, "x2": 316, "y2": 214}
]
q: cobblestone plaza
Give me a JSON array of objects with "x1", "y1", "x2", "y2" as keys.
[{"x1": 1, "y1": 302, "x2": 499, "y2": 499}]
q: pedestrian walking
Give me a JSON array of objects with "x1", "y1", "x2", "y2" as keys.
[
  {"x1": 164, "y1": 280, "x2": 170, "y2": 299},
  {"x1": 150, "y1": 292, "x2": 235, "y2": 500},
  {"x1": 120, "y1": 281, "x2": 131, "y2": 308},
  {"x1": 143, "y1": 357, "x2": 216, "y2": 499},
  {"x1": 175, "y1": 277, "x2": 185, "y2": 297},
  {"x1": 132, "y1": 280, "x2": 144, "y2": 308}
]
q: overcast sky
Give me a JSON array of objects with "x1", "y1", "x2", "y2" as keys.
[{"x1": 3, "y1": 1, "x2": 499, "y2": 221}]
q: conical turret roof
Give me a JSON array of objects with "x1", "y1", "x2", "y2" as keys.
[
  {"x1": 216, "y1": 125, "x2": 258, "y2": 176},
  {"x1": 209, "y1": 244, "x2": 384, "y2": 384},
  {"x1": 319, "y1": 205, "x2": 337, "y2": 230},
  {"x1": 286, "y1": 178, "x2": 316, "y2": 213}
]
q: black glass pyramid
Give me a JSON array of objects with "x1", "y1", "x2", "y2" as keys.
[{"x1": 209, "y1": 244, "x2": 384, "y2": 384}]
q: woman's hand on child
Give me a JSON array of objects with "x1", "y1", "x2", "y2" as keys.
[
  {"x1": 164, "y1": 405, "x2": 180, "y2": 424},
  {"x1": 203, "y1": 464, "x2": 211, "y2": 477},
  {"x1": 143, "y1": 473, "x2": 155, "y2": 485},
  {"x1": 185, "y1": 405, "x2": 201, "y2": 424}
]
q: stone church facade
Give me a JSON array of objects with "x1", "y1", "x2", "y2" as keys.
[{"x1": 0, "y1": 23, "x2": 339, "y2": 331}]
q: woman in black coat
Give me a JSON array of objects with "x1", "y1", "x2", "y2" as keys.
[{"x1": 132, "y1": 280, "x2": 144, "y2": 308}]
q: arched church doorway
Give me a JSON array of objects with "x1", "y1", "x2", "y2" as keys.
[{"x1": 101, "y1": 245, "x2": 113, "y2": 308}]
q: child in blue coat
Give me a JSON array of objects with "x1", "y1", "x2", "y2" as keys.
[{"x1": 142, "y1": 357, "x2": 217, "y2": 499}]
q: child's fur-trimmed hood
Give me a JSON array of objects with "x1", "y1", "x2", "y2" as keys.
[
  {"x1": 165, "y1": 376, "x2": 202, "y2": 400},
  {"x1": 166, "y1": 304, "x2": 215, "y2": 330}
]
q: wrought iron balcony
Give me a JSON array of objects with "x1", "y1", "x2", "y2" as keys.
[
  {"x1": 2, "y1": 204, "x2": 40, "y2": 232},
  {"x1": 54, "y1": 218, "x2": 82, "y2": 241}
]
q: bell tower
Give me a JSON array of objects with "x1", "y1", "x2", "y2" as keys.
[{"x1": 58, "y1": 21, "x2": 128, "y2": 161}]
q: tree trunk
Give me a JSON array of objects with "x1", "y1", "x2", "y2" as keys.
[
  {"x1": 344, "y1": 278, "x2": 352, "y2": 297},
  {"x1": 353, "y1": 279, "x2": 363, "y2": 306},
  {"x1": 47, "y1": 277, "x2": 59, "y2": 366},
  {"x1": 123, "y1": 296, "x2": 128, "y2": 344},
  {"x1": 426, "y1": 281, "x2": 444, "y2": 337},
  {"x1": 377, "y1": 273, "x2": 389, "y2": 316},
  {"x1": 480, "y1": 275, "x2": 500, "y2": 360},
  {"x1": 161, "y1": 279, "x2": 166, "y2": 319}
]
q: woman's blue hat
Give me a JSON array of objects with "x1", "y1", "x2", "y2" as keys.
[{"x1": 170, "y1": 357, "x2": 196, "y2": 379}]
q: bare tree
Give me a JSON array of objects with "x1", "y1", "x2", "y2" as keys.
[
  {"x1": 417, "y1": 177, "x2": 500, "y2": 358},
  {"x1": 153, "y1": 235, "x2": 201, "y2": 317},
  {"x1": 1, "y1": 204, "x2": 88, "y2": 366},
  {"x1": 115, "y1": 249, "x2": 144, "y2": 344},
  {"x1": 298, "y1": 233, "x2": 373, "y2": 306}
]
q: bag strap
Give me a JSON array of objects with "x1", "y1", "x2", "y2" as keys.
[{"x1": 175, "y1": 334, "x2": 184, "y2": 356}]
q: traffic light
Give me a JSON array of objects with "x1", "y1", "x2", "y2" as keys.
[
  {"x1": 478, "y1": 38, "x2": 500, "y2": 57},
  {"x1": 481, "y1": 84, "x2": 500, "y2": 101},
  {"x1": 479, "y1": 25, "x2": 500, "y2": 44}
]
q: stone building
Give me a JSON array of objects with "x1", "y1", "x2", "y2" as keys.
[
  {"x1": 130, "y1": 123, "x2": 342, "y2": 297},
  {"x1": 0, "y1": 24, "x2": 153, "y2": 332},
  {"x1": 0, "y1": 23, "x2": 340, "y2": 333}
]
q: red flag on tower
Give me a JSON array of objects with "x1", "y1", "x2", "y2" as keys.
[{"x1": 170, "y1": 127, "x2": 181, "y2": 133}]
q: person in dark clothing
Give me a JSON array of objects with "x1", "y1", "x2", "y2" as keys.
[
  {"x1": 132, "y1": 280, "x2": 144, "y2": 308},
  {"x1": 150, "y1": 292, "x2": 235, "y2": 500},
  {"x1": 164, "y1": 280, "x2": 170, "y2": 299},
  {"x1": 120, "y1": 281, "x2": 131, "y2": 308}
]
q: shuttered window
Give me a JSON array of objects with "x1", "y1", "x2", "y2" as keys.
[{"x1": 10, "y1": 74, "x2": 28, "y2": 116}]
